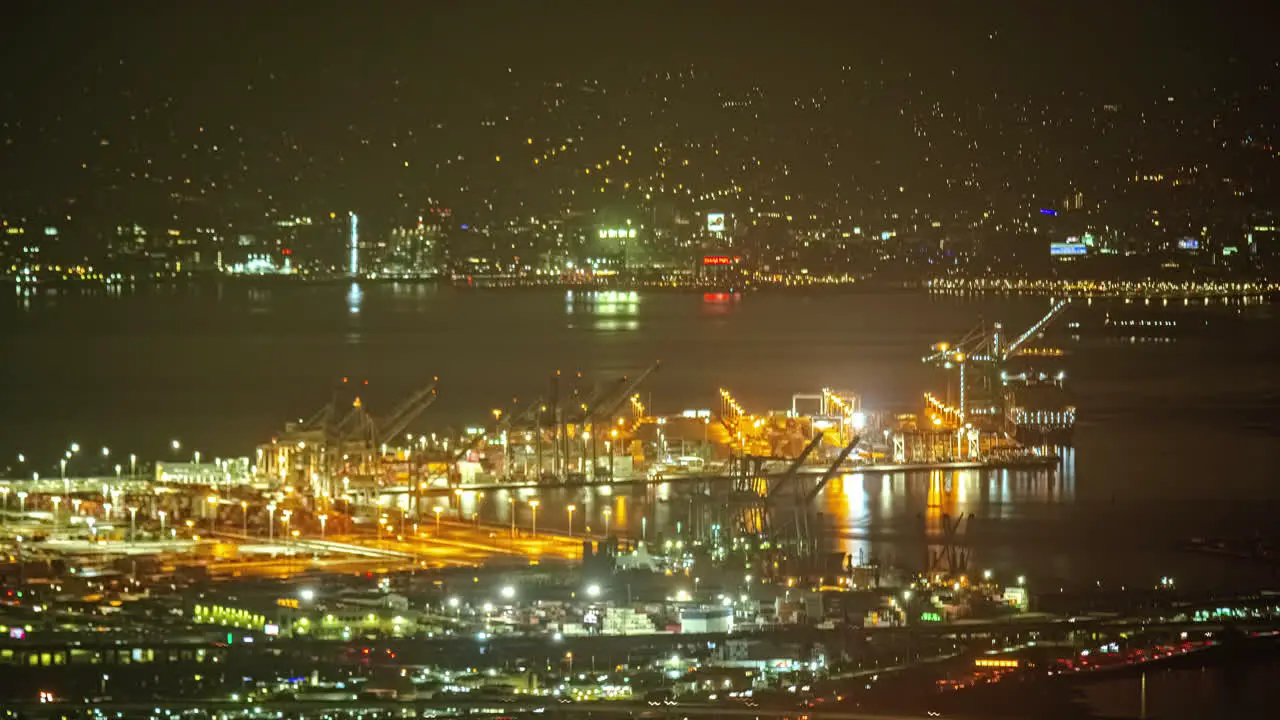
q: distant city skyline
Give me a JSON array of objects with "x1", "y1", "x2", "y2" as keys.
[{"x1": 1, "y1": 2, "x2": 1278, "y2": 278}]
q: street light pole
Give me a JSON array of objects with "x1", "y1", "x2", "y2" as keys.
[
  {"x1": 128, "y1": 506, "x2": 138, "y2": 543},
  {"x1": 240, "y1": 501, "x2": 248, "y2": 537},
  {"x1": 266, "y1": 503, "x2": 276, "y2": 543},
  {"x1": 206, "y1": 496, "x2": 218, "y2": 535},
  {"x1": 530, "y1": 499, "x2": 540, "y2": 538},
  {"x1": 319, "y1": 514, "x2": 328, "y2": 540},
  {"x1": 567, "y1": 504, "x2": 576, "y2": 537},
  {"x1": 157, "y1": 510, "x2": 167, "y2": 537}
]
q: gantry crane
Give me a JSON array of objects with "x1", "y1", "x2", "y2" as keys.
[
  {"x1": 922, "y1": 299, "x2": 1070, "y2": 423},
  {"x1": 541, "y1": 362, "x2": 661, "y2": 481},
  {"x1": 447, "y1": 396, "x2": 543, "y2": 481},
  {"x1": 261, "y1": 377, "x2": 439, "y2": 495}
]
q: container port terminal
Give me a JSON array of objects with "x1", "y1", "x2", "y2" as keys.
[
  {"x1": 0, "y1": 300, "x2": 1077, "y2": 569},
  {"x1": 7, "y1": 298, "x2": 1276, "y2": 714}
]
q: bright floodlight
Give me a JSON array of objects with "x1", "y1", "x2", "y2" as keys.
[
  {"x1": 586, "y1": 584, "x2": 601, "y2": 598},
  {"x1": 500, "y1": 586, "x2": 516, "y2": 599},
  {"x1": 299, "y1": 589, "x2": 315, "y2": 602},
  {"x1": 851, "y1": 411, "x2": 867, "y2": 430},
  {"x1": 447, "y1": 597, "x2": 460, "y2": 608}
]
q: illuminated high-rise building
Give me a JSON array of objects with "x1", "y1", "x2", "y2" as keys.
[{"x1": 349, "y1": 212, "x2": 360, "y2": 276}]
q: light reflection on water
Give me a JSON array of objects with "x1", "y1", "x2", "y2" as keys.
[
  {"x1": 565, "y1": 290, "x2": 640, "y2": 332},
  {"x1": 435, "y1": 445, "x2": 1280, "y2": 590}
]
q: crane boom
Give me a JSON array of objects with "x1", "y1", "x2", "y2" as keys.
[
  {"x1": 1002, "y1": 299, "x2": 1070, "y2": 360},
  {"x1": 766, "y1": 433, "x2": 825, "y2": 500},
  {"x1": 804, "y1": 434, "x2": 862, "y2": 503},
  {"x1": 590, "y1": 361, "x2": 662, "y2": 421},
  {"x1": 377, "y1": 379, "x2": 440, "y2": 444}
]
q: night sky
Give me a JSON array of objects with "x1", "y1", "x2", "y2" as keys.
[
  {"x1": 7, "y1": 2, "x2": 1272, "y2": 97},
  {"x1": 2, "y1": 1, "x2": 1277, "y2": 231}
]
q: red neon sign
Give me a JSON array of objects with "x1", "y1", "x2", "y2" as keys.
[{"x1": 703, "y1": 255, "x2": 732, "y2": 266}]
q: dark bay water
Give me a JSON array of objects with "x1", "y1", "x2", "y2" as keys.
[{"x1": 2, "y1": 282, "x2": 1278, "y2": 590}]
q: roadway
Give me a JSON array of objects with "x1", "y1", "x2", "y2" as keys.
[
  {"x1": 7, "y1": 615, "x2": 1278, "y2": 658},
  {"x1": 0, "y1": 698, "x2": 957, "y2": 720},
  {"x1": 184, "y1": 519, "x2": 585, "y2": 579}
]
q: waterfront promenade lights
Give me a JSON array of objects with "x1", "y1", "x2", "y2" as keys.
[
  {"x1": 16, "y1": 491, "x2": 27, "y2": 514},
  {"x1": 206, "y1": 496, "x2": 218, "y2": 534},
  {"x1": 50, "y1": 496, "x2": 62, "y2": 525},
  {"x1": 240, "y1": 501, "x2": 248, "y2": 536},
  {"x1": 193, "y1": 450, "x2": 201, "y2": 465},
  {"x1": 319, "y1": 513, "x2": 328, "y2": 540},
  {"x1": 114, "y1": 464, "x2": 121, "y2": 482},
  {"x1": 266, "y1": 503, "x2": 277, "y2": 542},
  {"x1": 157, "y1": 510, "x2": 167, "y2": 537},
  {"x1": 127, "y1": 507, "x2": 137, "y2": 543},
  {"x1": 529, "y1": 499, "x2": 540, "y2": 538},
  {"x1": 60, "y1": 458, "x2": 67, "y2": 481},
  {"x1": 433, "y1": 506, "x2": 444, "y2": 535},
  {"x1": 567, "y1": 505, "x2": 576, "y2": 537},
  {"x1": 603, "y1": 508, "x2": 612, "y2": 537},
  {"x1": 129, "y1": 454, "x2": 137, "y2": 477}
]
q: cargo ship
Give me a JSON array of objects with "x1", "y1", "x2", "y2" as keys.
[{"x1": 1000, "y1": 358, "x2": 1076, "y2": 445}]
